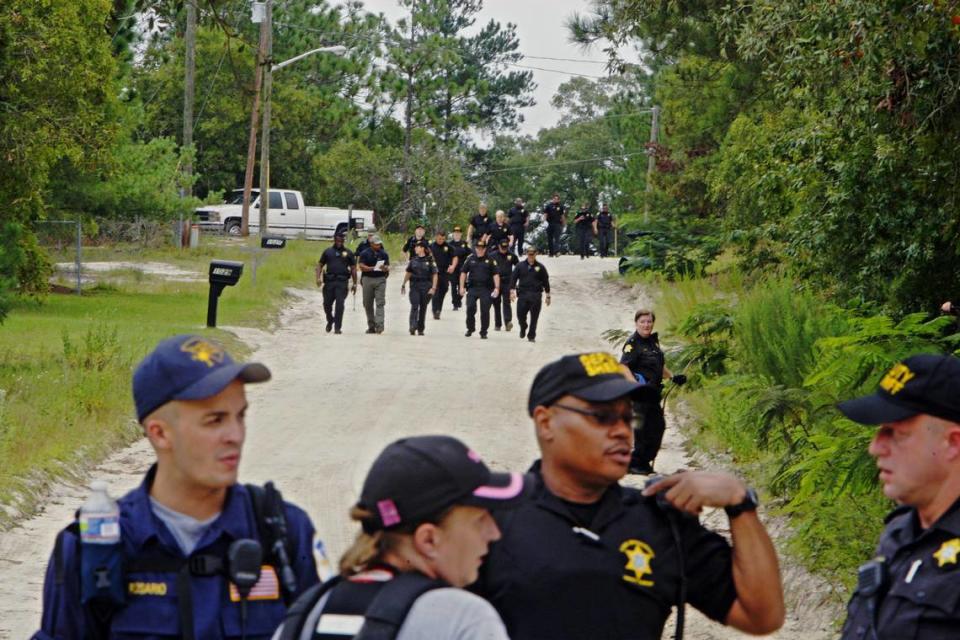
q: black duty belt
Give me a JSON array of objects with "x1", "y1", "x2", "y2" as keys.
[
  {"x1": 411, "y1": 277, "x2": 432, "y2": 283},
  {"x1": 325, "y1": 274, "x2": 349, "y2": 281}
]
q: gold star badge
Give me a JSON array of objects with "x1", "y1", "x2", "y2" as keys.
[
  {"x1": 934, "y1": 538, "x2": 960, "y2": 568},
  {"x1": 624, "y1": 344, "x2": 633, "y2": 353},
  {"x1": 620, "y1": 539, "x2": 655, "y2": 586}
]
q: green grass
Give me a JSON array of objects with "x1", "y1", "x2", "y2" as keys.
[{"x1": 0, "y1": 232, "x2": 403, "y2": 528}]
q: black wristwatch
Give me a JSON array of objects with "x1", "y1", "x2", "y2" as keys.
[{"x1": 724, "y1": 487, "x2": 759, "y2": 519}]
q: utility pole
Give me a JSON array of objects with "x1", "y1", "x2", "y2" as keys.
[
  {"x1": 182, "y1": 0, "x2": 197, "y2": 198},
  {"x1": 644, "y1": 105, "x2": 659, "y2": 225},
  {"x1": 400, "y1": 16, "x2": 415, "y2": 230},
  {"x1": 258, "y1": 0, "x2": 273, "y2": 236},
  {"x1": 241, "y1": 3, "x2": 269, "y2": 236}
]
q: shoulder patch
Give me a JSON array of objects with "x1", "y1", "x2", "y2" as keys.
[{"x1": 623, "y1": 344, "x2": 633, "y2": 353}]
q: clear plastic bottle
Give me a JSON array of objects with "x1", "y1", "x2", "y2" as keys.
[
  {"x1": 79, "y1": 480, "x2": 124, "y2": 605},
  {"x1": 79, "y1": 480, "x2": 120, "y2": 544}
]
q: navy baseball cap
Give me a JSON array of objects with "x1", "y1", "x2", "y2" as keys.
[
  {"x1": 837, "y1": 354, "x2": 960, "y2": 425},
  {"x1": 528, "y1": 352, "x2": 655, "y2": 415},
  {"x1": 133, "y1": 335, "x2": 271, "y2": 421},
  {"x1": 359, "y1": 435, "x2": 533, "y2": 533}
]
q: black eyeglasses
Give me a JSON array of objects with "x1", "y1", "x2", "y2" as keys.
[{"x1": 551, "y1": 403, "x2": 633, "y2": 426}]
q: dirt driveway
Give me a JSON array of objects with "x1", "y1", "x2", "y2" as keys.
[{"x1": 0, "y1": 255, "x2": 835, "y2": 639}]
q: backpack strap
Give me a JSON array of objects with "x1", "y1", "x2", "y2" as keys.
[
  {"x1": 354, "y1": 573, "x2": 447, "y2": 640},
  {"x1": 246, "y1": 482, "x2": 299, "y2": 604},
  {"x1": 277, "y1": 576, "x2": 342, "y2": 640}
]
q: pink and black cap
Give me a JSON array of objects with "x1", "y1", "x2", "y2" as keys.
[
  {"x1": 837, "y1": 354, "x2": 960, "y2": 425},
  {"x1": 133, "y1": 334, "x2": 271, "y2": 421},
  {"x1": 358, "y1": 435, "x2": 532, "y2": 533}
]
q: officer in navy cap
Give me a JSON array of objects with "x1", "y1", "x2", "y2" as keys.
[
  {"x1": 838, "y1": 354, "x2": 960, "y2": 639},
  {"x1": 473, "y1": 352, "x2": 785, "y2": 640},
  {"x1": 34, "y1": 335, "x2": 320, "y2": 640},
  {"x1": 273, "y1": 435, "x2": 533, "y2": 640}
]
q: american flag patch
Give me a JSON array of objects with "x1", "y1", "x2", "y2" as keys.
[{"x1": 229, "y1": 565, "x2": 280, "y2": 602}]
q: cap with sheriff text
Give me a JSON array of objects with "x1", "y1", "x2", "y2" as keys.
[
  {"x1": 358, "y1": 435, "x2": 532, "y2": 533},
  {"x1": 837, "y1": 354, "x2": 960, "y2": 425},
  {"x1": 527, "y1": 352, "x2": 655, "y2": 415},
  {"x1": 133, "y1": 335, "x2": 270, "y2": 421}
]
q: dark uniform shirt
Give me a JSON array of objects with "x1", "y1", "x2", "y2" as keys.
[
  {"x1": 406, "y1": 254, "x2": 438, "y2": 282},
  {"x1": 575, "y1": 208, "x2": 595, "y2": 230},
  {"x1": 597, "y1": 211, "x2": 614, "y2": 229},
  {"x1": 508, "y1": 206, "x2": 528, "y2": 229},
  {"x1": 319, "y1": 245, "x2": 354, "y2": 279},
  {"x1": 544, "y1": 202, "x2": 566, "y2": 224},
  {"x1": 430, "y1": 241, "x2": 455, "y2": 272},
  {"x1": 34, "y1": 466, "x2": 319, "y2": 640},
  {"x1": 620, "y1": 332, "x2": 666, "y2": 387},
  {"x1": 354, "y1": 239, "x2": 371, "y2": 257},
  {"x1": 449, "y1": 239, "x2": 471, "y2": 273},
  {"x1": 488, "y1": 223, "x2": 511, "y2": 247},
  {"x1": 358, "y1": 247, "x2": 390, "y2": 279},
  {"x1": 490, "y1": 250, "x2": 518, "y2": 280},
  {"x1": 510, "y1": 260, "x2": 550, "y2": 295},
  {"x1": 461, "y1": 254, "x2": 498, "y2": 289},
  {"x1": 470, "y1": 214, "x2": 492, "y2": 237},
  {"x1": 473, "y1": 463, "x2": 737, "y2": 640},
  {"x1": 841, "y1": 499, "x2": 960, "y2": 640},
  {"x1": 402, "y1": 235, "x2": 427, "y2": 256}
]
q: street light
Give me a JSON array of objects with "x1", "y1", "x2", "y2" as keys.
[
  {"x1": 258, "y1": 42, "x2": 348, "y2": 235},
  {"x1": 239, "y1": 0, "x2": 349, "y2": 237}
]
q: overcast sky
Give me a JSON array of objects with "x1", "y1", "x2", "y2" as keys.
[{"x1": 352, "y1": 0, "x2": 635, "y2": 138}]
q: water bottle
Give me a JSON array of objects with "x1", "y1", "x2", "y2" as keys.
[{"x1": 79, "y1": 480, "x2": 125, "y2": 605}]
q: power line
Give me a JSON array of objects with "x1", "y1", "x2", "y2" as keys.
[
  {"x1": 479, "y1": 150, "x2": 651, "y2": 175},
  {"x1": 523, "y1": 55, "x2": 607, "y2": 65},
  {"x1": 506, "y1": 63, "x2": 608, "y2": 79}
]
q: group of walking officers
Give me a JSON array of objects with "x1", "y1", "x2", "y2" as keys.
[
  {"x1": 317, "y1": 214, "x2": 556, "y2": 342},
  {"x1": 32, "y1": 330, "x2": 960, "y2": 640}
]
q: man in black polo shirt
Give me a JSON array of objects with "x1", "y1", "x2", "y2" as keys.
[
  {"x1": 429, "y1": 230, "x2": 457, "y2": 319},
  {"x1": 510, "y1": 246, "x2": 550, "y2": 343},
  {"x1": 401, "y1": 223, "x2": 428, "y2": 262},
  {"x1": 507, "y1": 198, "x2": 528, "y2": 255},
  {"x1": 837, "y1": 354, "x2": 960, "y2": 640},
  {"x1": 448, "y1": 226, "x2": 470, "y2": 310},
  {"x1": 474, "y1": 352, "x2": 785, "y2": 640},
  {"x1": 489, "y1": 238, "x2": 518, "y2": 332},
  {"x1": 316, "y1": 233, "x2": 357, "y2": 334},
  {"x1": 467, "y1": 203, "x2": 492, "y2": 248},
  {"x1": 459, "y1": 241, "x2": 500, "y2": 339},
  {"x1": 543, "y1": 194, "x2": 566, "y2": 257}
]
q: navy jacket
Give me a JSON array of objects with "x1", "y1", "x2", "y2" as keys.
[{"x1": 34, "y1": 467, "x2": 319, "y2": 639}]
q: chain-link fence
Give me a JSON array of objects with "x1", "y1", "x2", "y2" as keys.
[{"x1": 32, "y1": 218, "x2": 197, "y2": 295}]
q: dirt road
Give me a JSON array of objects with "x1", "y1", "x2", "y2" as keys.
[{"x1": 0, "y1": 256, "x2": 835, "y2": 639}]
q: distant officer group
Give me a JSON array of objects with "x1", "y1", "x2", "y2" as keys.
[{"x1": 317, "y1": 215, "x2": 552, "y2": 341}]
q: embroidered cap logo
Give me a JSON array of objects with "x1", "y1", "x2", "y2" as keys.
[
  {"x1": 180, "y1": 337, "x2": 225, "y2": 368},
  {"x1": 579, "y1": 353, "x2": 621, "y2": 377},
  {"x1": 879, "y1": 363, "x2": 916, "y2": 395}
]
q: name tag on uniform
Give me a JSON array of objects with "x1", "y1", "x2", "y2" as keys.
[
  {"x1": 229, "y1": 565, "x2": 280, "y2": 602},
  {"x1": 316, "y1": 614, "x2": 365, "y2": 635}
]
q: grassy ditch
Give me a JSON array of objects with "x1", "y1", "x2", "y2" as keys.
[
  {"x1": 0, "y1": 232, "x2": 401, "y2": 529},
  {"x1": 614, "y1": 267, "x2": 959, "y2": 595}
]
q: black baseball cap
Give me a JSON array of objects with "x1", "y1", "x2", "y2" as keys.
[
  {"x1": 133, "y1": 335, "x2": 270, "y2": 421},
  {"x1": 358, "y1": 436, "x2": 533, "y2": 533},
  {"x1": 528, "y1": 352, "x2": 655, "y2": 415},
  {"x1": 499, "y1": 238, "x2": 510, "y2": 247},
  {"x1": 476, "y1": 241, "x2": 488, "y2": 248},
  {"x1": 837, "y1": 354, "x2": 960, "y2": 425}
]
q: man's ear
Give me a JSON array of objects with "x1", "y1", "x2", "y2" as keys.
[
  {"x1": 945, "y1": 424, "x2": 960, "y2": 462},
  {"x1": 533, "y1": 406, "x2": 554, "y2": 444},
  {"x1": 143, "y1": 405, "x2": 176, "y2": 453},
  {"x1": 412, "y1": 522, "x2": 441, "y2": 560}
]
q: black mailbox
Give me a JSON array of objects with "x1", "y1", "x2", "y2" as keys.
[
  {"x1": 260, "y1": 235, "x2": 286, "y2": 249},
  {"x1": 207, "y1": 260, "x2": 244, "y2": 327}
]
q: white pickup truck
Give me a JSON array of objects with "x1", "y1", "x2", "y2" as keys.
[{"x1": 194, "y1": 189, "x2": 375, "y2": 239}]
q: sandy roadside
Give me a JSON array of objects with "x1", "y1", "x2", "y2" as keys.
[{"x1": 0, "y1": 255, "x2": 836, "y2": 639}]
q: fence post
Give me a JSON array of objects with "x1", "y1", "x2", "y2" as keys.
[{"x1": 75, "y1": 219, "x2": 82, "y2": 295}]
